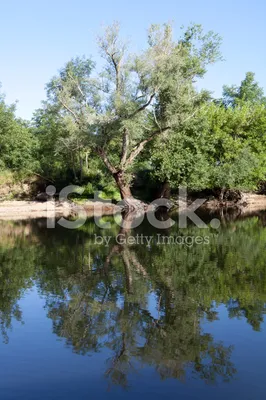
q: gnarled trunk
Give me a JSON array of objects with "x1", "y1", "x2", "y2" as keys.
[
  {"x1": 113, "y1": 171, "x2": 148, "y2": 213},
  {"x1": 113, "y1": 171, "x2": 133, "y2": 200}
]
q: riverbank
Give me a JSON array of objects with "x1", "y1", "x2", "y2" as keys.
[
  {"x1": 0, "y1": 200, "x2": 121, "y2": 220},
  {"x1": 1, "y1": 193, "x2": 266, "y2": 220},
  {"x1": 202, "y1": 193, "x2": 266, "y2": 212}
]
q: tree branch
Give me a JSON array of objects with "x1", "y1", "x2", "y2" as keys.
[
  {"x1": 68, "y1": 73, "x2": 86, "y2": 100},
  {"x1": 59, "y1": 99, "x2": 80, "y2": 124},
  {"x1": 120, "y1": 128, "x2": 129, "y2": 166},
  {"x1": 104, "y1": 47, "x2": 122, "y2": 94},
  {"x1": 125, "y1": 126, "x2": 170, "y2": 166},
  {"x1": 96, "y1": 147, "x2": 118, "y2": 174},
  {"x1": 122, "y1": 110, "x2": 198, "y2": 167},
  {"x1": 127, "y1": 93, "x2": 156, "y2": 119},
  {"x1": 103, "y1": 244, "x2": 120, "y2": 273},
  {"x1": 129, "y1": 251, "x2": 149, "y2": 278},
  {"x1": 112, "y1": 53, "x2": 121, "y2": 93}
]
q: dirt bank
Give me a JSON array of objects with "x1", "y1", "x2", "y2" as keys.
[
  {"x1": 0, "y1": 200, "x2": 121, "y2": 220},
  {"x1": 203, "y1": 193, "x2": 266, "y2": 212}
]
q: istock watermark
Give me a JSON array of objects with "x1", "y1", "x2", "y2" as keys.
[{"x1": 44, "y1": 185, "x2": 221, "y2": 231}]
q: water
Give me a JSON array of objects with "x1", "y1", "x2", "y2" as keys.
[{"x1": 0, "y1": 211, "x2": 266, "y2": 399}]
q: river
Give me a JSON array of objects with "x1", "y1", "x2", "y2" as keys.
[{"x1": 0, "y1": 210, "x2": 266, "y2": 399}]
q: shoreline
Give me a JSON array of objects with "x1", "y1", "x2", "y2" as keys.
[
  {"x1": 0, "y1": 200, "x2": 121, "y2": 220},
  {"x1": 202, "y1": 193, "x2": 266, "y2": 213},
  {"x1": 1, "y1": 193, "x2": 266, "y2": 220}
]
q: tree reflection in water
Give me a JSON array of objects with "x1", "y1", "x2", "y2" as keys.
[{"x1": 1, "y1": 211, "x2": 266, "y2": 387}]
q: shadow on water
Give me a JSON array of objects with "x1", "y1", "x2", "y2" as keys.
[{"x1": 1, "y1": 208, "x2": 266, "y2": 388}]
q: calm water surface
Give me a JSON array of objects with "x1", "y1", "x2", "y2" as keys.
[{"x1": 0, "y1": 211, "x2": 266, "y2": 399}]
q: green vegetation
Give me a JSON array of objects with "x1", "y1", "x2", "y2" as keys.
[
  {"x1": 1, "y1": 23, "x2": 266, "y2": 201},
  {"x1": 0, "y1": 93, "x2": 38, "y2": 172}
]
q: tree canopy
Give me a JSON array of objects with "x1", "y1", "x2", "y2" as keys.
[
  {"x1": 223, "y1": 71, "x2": 266, "y2": 107},
  {"x1": 0, "y1": 91, "x2": 38, "y2": 172}
]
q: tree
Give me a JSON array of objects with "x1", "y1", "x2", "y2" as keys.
[
  {"x1": 223, "y1": 72, "x2": 266, "y2": 107},
  {"x1": 206, "y1": 102, "x2": 266, "y2": 195},
  {"x1": 150, "y1": 111, "x2": 212, "y2": 190},
  {"x1": 150, "y1": 101, "x2": 266, "y2": 194},
  {"x1": 0, "y1": 90, "x2": 38, "y2": 172},
  {"x1": 32, "y1": 104, "x2": 90, "y2": 183},
  {"x1": 33, "y1": 104, "x2": 123, "y2": 199},
  {"x1": 45, "y1": 22, "x2": 222, "y2": 208}
]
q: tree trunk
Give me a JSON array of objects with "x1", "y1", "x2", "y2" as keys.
[
  {"x1": 158, "y1": 180, "x2": 171, "y2": 199},
  {"x1": 85, "y1": 152, "x2": 89, "y2": 170},
  {"x1": 219, "y1": 187, "x2": 225, "y2": 202},
  {"x1": 79, "y1": 154, "x2": 83, "y2": 182},
  {"x1": 113, "y1": 171, "x2": 133, "y2": 200},
  {"x1": 113, "y1": 171, "x2": 147, "y2": 212}
]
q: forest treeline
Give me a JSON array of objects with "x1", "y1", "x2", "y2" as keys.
[{"x1": 1, "y1": 22, "x2": 266, "y2": 202}]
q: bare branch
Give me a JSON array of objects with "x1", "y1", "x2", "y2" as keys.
[
  {"x1": 153, "y1": 108, "x2": 162, "y2": 131},
  {"x1": 120, "y1": 128, "x2": 129, "y2": 166},
  {"x1": 97, "y1": 23, "x2": 125, "y2": 94},
  {"x1": 96, "y1": 147, "x2": 118, "y2": 174},
  {"x1": 68, "y1": 73, "x2": 86, "y2": 100},
  {"x1": 135, "y1": 94, "x2": 146, "y2": 101},
  {"x1": 105, "y1": 50, "x2": 121, "y2": 93},
  {"x1": 59, "y1": 99, "x2": 80, "y2": 124}
]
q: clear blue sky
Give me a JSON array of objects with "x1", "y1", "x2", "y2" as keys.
[{"x1": 1, "y1": 0, "x2": 266, "y2": 120}]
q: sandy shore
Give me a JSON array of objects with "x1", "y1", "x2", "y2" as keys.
[{"x1": 0, "y1": 200, "x2": 121, "y2": 220}]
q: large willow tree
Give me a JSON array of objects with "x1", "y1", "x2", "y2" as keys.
[{"x1": 46, "y1": 22, "x2": 221, "y2": 208}]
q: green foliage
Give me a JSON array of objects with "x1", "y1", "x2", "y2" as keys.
[
  {"x1": 150, "y1": 101, "x2": 266, "y2": 192},
  {"x1": 223, "y1": 72, "x2": 266, "y2": 107},
  {"x1": 0, "y1": 94, "x2": 39, "y2": 172},
  {"x1": 150, "y1": 113, "x2": 211, "y2": 190},
  {"x1": 98, "y1": 183, "x2": 121, "y2": 201},
  {"x1": 210, "y1": 148, "x2": 259, "y2": 190}
]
